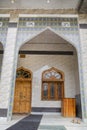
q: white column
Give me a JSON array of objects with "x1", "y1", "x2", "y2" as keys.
[
  {"x1": 79, "y1": 28, "x2": 87, "y2": 122},
  {"x1": 0, "y1": 23, "x2": 18, "y2": 119}
]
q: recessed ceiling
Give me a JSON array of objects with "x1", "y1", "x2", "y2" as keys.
[
  {"x1": 0, "y1": 0, "x2": 81, "y2": 9},
  {"x1": 20, "y1": 28, "x2": 76, "y2": 53},
  {"x1": 26, "y1": 29, "x2": 69, "y2": 44}
]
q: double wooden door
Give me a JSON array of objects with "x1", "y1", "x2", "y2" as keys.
[
  {"x1": 42, "y1": 81, "x2": 64, "y2": 100},
  {"x1": 13, "y1": 79, "x2": 31, "y2": 113}
]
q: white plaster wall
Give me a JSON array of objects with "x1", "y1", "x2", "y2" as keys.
[
  {"x1": 17, "y1": 53, "x2": 78, "y2": 108},
  {"x1": 20, "y1": 43, "x2": 80, "y2": 94}
]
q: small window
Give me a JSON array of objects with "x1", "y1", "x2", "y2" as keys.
[
  {"x1": 43, "y1": 70, "x2": 62, "y2": 79},
  {"x1": 16, "y1": 67, "x2": 32, "y2": 79}
]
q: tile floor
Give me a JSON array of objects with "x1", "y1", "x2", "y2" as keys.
[{"x1": 0, "y1": 113, "x2": 87, "y2": 130}]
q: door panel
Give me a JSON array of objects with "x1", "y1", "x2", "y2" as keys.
[{"x1": 13, "y1": 80, "x2": 31, "y2": 113}]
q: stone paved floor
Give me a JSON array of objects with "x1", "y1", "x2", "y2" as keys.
[
  {"x1": 0, "y1": 113, "x2": 87, "y2": 130},
  {"x1": 0, "y1": 115, "x2": 26, "y2": 130},
  {"x1": 38, "y1": 114, "x2": 87, "y2": 130}
]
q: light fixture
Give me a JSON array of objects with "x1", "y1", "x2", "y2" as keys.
[
  {"x1": 11, "y1": 0, "x2": 15, "y2": 4},
  {"x1": 47, "y1": 0, "x2": 50, "y2": 4}
]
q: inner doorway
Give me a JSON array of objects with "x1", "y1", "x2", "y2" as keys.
[
  {"x1": 16, "y1": 29, "x2": 82, "y2": 118},
  {"x1": 13, "y1": 67, "x2": 32, "y2": 114}
]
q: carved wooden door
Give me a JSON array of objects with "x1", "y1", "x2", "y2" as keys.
[{"x1": 13, "y1": 79, "x2": 31, "y2": 113}]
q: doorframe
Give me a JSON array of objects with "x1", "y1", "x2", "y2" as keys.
[{"x1": 13, "y1": 66, "x2": 32, "y2": 114}]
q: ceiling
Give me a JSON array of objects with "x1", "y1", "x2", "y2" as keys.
[
  {"x1": 0, "y1": 0, "x2": 81, "y2": 10},
  {"x1": 20, "y1": 29, "x2": 75, "y2": 52}
]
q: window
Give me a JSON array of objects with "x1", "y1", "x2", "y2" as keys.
[
  {"x1": 43, "y1": 83, "x2": 48, "y2": 99},
  {"x1": 42, "y1": 67, "x2": 64, "y2": 101},
  {"x1": 16, "y1": 67, "x2": 32, "y2": 79}
]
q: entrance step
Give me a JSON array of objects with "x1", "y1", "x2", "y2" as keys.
[
  {"x1": 32, "y1": 107, "x2": 61, "y2": 113},
  {"x1": 31, "y1": 112, "x2": 61, "y2": 116}
]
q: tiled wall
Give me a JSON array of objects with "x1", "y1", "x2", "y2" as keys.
[
  {"x1": 0, "y1": 17, "x2": 9, "y2": 46},
  {"x1": 0, "y1": 21, "x2": 18, "y2": 119},
  {"x1": 79, "y1": 15, "x2": 87, "y2": 118},
  {"x1": 0, "y1": 16, "x2": 9, "y2": 78}
]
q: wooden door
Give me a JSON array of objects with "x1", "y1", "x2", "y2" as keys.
[{"x1": 13, "y1": 79, "x2": 31, "y2": 113}]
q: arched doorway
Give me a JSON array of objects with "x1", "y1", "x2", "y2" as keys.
[
  {"x1": 42, "y1": 67, "x2": 64, "y2": 101},
  {"x1": 13, "y1": 67, "x2": 32, "y2": 114},
  {"x1": 8, "y1": 26, "x2": 83, "y2": 121},
  {"x1": 17, "y1": 29, "x2": 81, "y2": 117}
]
